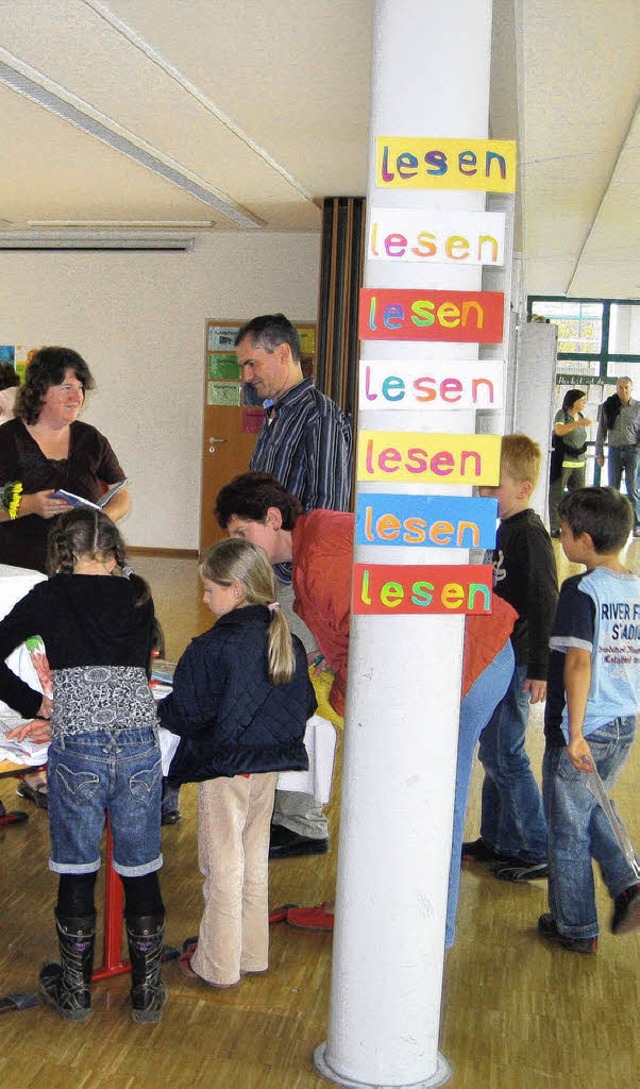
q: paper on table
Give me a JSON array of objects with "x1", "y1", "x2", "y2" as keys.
[
  {"x1": 157, "y1": 715, "x2": 337, "y2": 805},
  {"x1": 277, "y1": 715, "x2": 337, "y2": 805}
]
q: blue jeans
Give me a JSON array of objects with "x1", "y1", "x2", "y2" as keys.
[
  {"x1": 543, "y1": 716, "x2": 638, "y2": 939},
  {"x1": 446, "y1": 640, "x2": 515, "y2": 947},
  {"x1": 478, "y1": 663, "x2": 547, "y2": 863},
  {"x1": 608, "y1": 445, "x2": 639, "y2": 524},
  {"x1": 48, "y1": 727, "x2": 163, "y2": 877}
]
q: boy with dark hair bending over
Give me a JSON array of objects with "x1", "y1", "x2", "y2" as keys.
[{"x1": 539, "y1": 487, "x2": 640, "y2": 952}]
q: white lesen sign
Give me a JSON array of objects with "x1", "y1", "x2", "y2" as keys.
[
  {"x1": 359, "y1": 359, "x2": 504, "y2": 411},
  {"x1": 368, "y1": 207, "x2": 506, "y2": 266}
]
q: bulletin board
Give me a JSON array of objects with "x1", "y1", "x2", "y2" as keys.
[{"x1": 205, "y1": 319, "x2": 317, "y2": 433}]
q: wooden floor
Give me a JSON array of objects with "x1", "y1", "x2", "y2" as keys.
[{"x1": 1, "y1": 541, "x2": 638, "y2": 1089}]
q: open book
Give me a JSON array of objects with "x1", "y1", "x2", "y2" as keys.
[{"x1": 52, "y1": 477, "x2": 129, "y2": 511}]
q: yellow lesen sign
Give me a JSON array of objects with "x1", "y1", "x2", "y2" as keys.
[
  {"x1": 357, "y1": 432, "x2": 502, "y2": 485},
  {"x1": 376, "y1": 137, "x2": 517, "y2": 193}
]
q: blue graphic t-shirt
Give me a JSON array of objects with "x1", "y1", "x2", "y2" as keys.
[{"x1": 544, "y1": 567, "x2": 640, "y2": 746}]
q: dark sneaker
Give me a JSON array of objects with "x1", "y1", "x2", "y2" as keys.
[
  {"x1": 611, "y1": 883, "x2": 640, "y2": 935},
  {"x1": 538, "y1": 913, "x2": 597, "y2": 954},
  {"x1": 0, "y1": 799, "x2": 29, "y2": 826},
  {"x1": 494, "y1": 861, "x2": 549, "y2": 882},
  {"x1": 269, "y1": 825, "x2": 328, "y2": 859},
  {"x1": 461, "y1": 838, "x2": 523, "y2": 866}
]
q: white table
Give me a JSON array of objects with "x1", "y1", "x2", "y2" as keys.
[{"x1": 0, "y1": 563, "x2": 48, "y2": 765}]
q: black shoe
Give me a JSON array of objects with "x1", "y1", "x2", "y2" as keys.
[
  {"x1": 0, "y1": 799, "x2": 29, "y2": 826},
  {"x1": 611, "y1": 883, "x2": 640, "y2": 935},
  {"x1": 17, "y1": 780, "x2": 48, "y2": 810},
  {"x1": 161, "y1": 810, "x2": 182, "y2": 825},
  {"x1": 537, "y1": 913, "x2": 597, "y2": 954},
  {"x1": 269, "y1": 826, "x2": 328, "y2": 860},
  {"x1": 493, "y1": 860, "x2": 549, "y2": 882},
  {"x1": 461, "y1": 838, "x2": 523, "y2": 866}
]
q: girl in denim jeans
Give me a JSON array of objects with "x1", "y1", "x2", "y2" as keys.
[{"x1": 2, "y1": 508, "x2": 166, "y2": 1023}]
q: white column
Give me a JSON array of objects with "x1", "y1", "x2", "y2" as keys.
[{"x1": 315, "y1": 3, "x2": 495, "y2": 1087}]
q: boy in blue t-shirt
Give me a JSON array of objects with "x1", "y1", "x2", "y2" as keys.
[{"x1": 540, "y1": 487, "x2": 640, "y2": 953}]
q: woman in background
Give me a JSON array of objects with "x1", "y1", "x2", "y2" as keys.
[{"x1": 549, "y1": 389, "x2": 591, "y2": 537}]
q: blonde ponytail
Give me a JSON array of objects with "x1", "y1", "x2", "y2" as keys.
[{"x1": 200, "y1": 539, "x2": 295, "y2": 685}]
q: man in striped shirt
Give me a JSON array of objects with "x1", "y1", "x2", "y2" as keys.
[{"x1": 236, "y1": 313, "x2": 352, "y2": 858}]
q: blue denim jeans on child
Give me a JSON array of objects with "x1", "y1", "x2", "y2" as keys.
[
  {"x1": 446, "y1": 639, "x2": 515, "y2": 947},
  {"x1": 47, "y1": 727, "x2": 163, "y2": 877},
  {"x1": 543, "y1": 715, "x2": 637, "y2": 940},
  {"x1": 478, "y1": 662, "x2": 547, "y2": 863}
]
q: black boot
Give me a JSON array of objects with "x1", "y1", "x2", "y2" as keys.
[
  {"x1": 39, "y1": 912, "x2": 95, "y2": 1022},
  {"x1": 126, "y1": 914, "x2": 167, "y2": 1024}
]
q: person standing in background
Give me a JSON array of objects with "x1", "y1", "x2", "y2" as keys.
[
  {"x1": 549, "y1": 389, "x2": 592, "y2": 538},
  {"x1": 235, "y1": 314, "x2": 352, "y2": 859},
  {"x1": 595, "y1": 376, "x2": 640, "y2": 535},
  {"x1": 463, "y1": 435, "x2": 558, "y2": 883}
]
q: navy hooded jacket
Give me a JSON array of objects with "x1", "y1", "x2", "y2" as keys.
[{"x1": 159, "y1": 604, "x2": 316, "y2": 784}]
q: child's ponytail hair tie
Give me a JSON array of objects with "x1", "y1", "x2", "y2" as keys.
[{"x1": 267, "y1": 601, "x2": 280, "y2": 613}]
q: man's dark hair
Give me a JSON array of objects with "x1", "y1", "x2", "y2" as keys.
[
  {"x1": 215, "y1": 472, "x2": 303, "y2": 531},
  {"x1": 234, "y1": 313, "x2": 301, "y2": 362},
  {"x1": 559, "y1": 486, "x2": 633, "y2": 553},
  {"x1": 15, "y1": 346, "x2": 95, "y2": 424}
]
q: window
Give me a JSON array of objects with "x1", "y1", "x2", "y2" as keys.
[
  {"x1": 530, "y1": 299, "x2": 602, "y2": 354},
  {"x1": 528, "y1": 296, "x2": 640, "y2": 485}
]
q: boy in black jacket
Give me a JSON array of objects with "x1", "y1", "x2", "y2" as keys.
[{"x1": 463, "y1": 434, "x2": 558, "y2": 881}]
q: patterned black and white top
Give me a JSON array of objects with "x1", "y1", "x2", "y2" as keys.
[
  {"x1": 52, "y1": 665, "x2": 158, "y2": 737},
  {"x1": 0, "y1": 573, "x2": 157, "y2": 735}
]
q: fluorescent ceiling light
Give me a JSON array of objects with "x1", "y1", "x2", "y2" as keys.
[
  {"x1": 28, "y1": 220, "x2": 215, "y2": 229},
  {"x1": 0, "y1": 51, "x2": 264, "y2": 230},
  {"x1": 0, "y1": 230, "x2": 195, "y2": 250}
]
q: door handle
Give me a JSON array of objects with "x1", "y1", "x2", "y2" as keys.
[{"x1": 208, "y1": 435, "x2": 228, "y2": 454}]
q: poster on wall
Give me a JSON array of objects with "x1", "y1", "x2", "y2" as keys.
[
  {"x1": 208, "y1": 353, "x2": 240, "y2": 380},
  {"x1": 208, "y1": 325, "x2": 239, "y2": 352},
  {"x1": 207, "y1": 381, "x2": 241, "y2": 407}
]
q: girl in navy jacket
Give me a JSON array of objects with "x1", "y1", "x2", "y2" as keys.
[{"x1": 159, "y1": 537, "x2": 315, "y2": 988}]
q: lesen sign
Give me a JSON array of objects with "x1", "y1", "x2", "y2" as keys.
[
  {"x1": 376, "y1": 137, "x2": 517, "y2": 193},
  {"x1": 368, "y1": 207, "x2": 505, "y2": 266}
]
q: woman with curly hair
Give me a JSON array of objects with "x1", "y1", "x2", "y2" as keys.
[{"x1": 0, "y1": 345, "x2": 130, "y2": 574}]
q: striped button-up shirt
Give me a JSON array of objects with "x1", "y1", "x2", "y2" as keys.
[{"x1": 250, "y1": 378, "x2": 352, "y2": 582}]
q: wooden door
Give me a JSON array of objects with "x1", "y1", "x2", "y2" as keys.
[
  {"x1": 199, "y1": 321, "x2": 261, "y2": 552},
  {"x1": 199, "y1": 319, "x2": 317, "y2": 553}
]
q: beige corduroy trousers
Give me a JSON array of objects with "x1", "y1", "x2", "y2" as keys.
[{"x1": 190, "y1": 772, "x2": 277, "y2": 986}]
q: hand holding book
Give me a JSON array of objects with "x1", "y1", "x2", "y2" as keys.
[{"x1": 51, "y1": 477, "x2": 130, "y2": 512}]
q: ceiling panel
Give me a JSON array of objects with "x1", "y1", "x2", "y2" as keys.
[{"x1": 0, "y1": 0, "x2": 638, "y2": 297}]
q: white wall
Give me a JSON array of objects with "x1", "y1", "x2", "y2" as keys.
[{"x1": 0, "y1": 232, "x2": 320, "y2": 549}]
